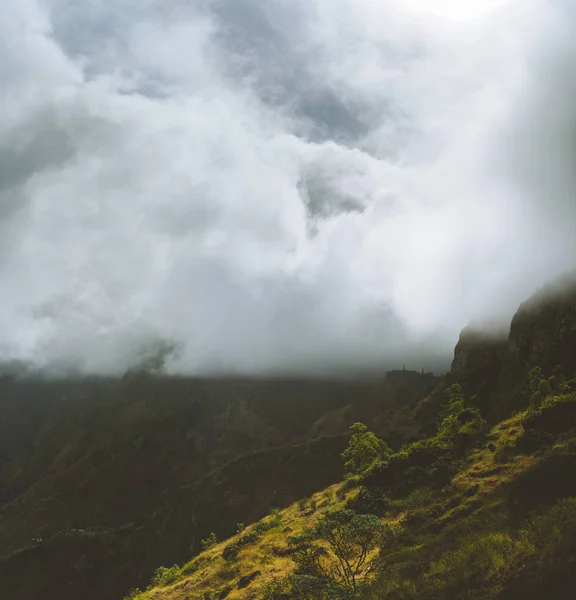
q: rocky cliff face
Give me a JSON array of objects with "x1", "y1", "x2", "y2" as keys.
[
  {"x1": 452, "y1": 274, "x2": 576, "y2": 383},
  {"x1": 451, "y1": 326, "x2": 508, "y2": 383},
  {"x1": 448, "y1": 274, "x2": 576, "y2": 422},
  {"x1": 508, "y1": 275, "x2": 576, "y2": 373}
]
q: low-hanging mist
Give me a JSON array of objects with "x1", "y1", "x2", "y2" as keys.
[{"x1": 1, "y1": 0, "x2": 576, "y2": 376}]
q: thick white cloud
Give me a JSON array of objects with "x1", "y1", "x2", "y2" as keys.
[
  {"x1": 0, "y1": 0, "x2": 574, "y2": 376},
  {"x1": 402, "y1": 0, "x2": 509, "y2": 22}
]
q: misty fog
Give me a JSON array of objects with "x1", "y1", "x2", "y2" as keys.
[{"x1": 1, "y1": 0, "x2": 576, "y2": 376}]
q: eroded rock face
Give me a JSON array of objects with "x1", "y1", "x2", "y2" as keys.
[
  {"x1": 451, "y1": 326, "x2": 507, "y2": 379},
  {"x1": 453, "y1": 273, "x2": 576, "y2": 383},
  {"x1": 447, "y1": 274, "x2": 576, "y2": 423},
  {"x1": 508, "y1": 276, "x2": 576, "y2": 373}
]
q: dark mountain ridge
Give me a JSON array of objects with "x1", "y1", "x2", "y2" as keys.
[
  {"x1": 1, "y1": 276, "x2": 576, "y2": 599},
  {"x1": 0, "y1": 372, "x2": 437, "y2": 598}
]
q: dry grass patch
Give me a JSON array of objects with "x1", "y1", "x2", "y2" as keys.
[{"x1": 127, "y1": 484, "x2": 355, "y2": 600}]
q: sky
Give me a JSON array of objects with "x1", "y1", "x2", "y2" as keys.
[
  {"x1": 1, "y1": 0, "x2": 576, "y2": 376},
  {"x1": 404, "y1": 0, "x2": 508, "y2": 21}
]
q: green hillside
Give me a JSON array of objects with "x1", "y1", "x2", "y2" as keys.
[
  {"x1": 2, "y1": 279, "x2": 576, "y2": 600},
  {"x1": 126, "y1": 374, "x2": 576, "y2": 599}
]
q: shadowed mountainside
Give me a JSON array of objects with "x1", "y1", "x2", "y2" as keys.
[
  {"x1": 0, "y1": 372, "x2": 437, "y2": 599},
  {"x1": 124, "y1": 276, "x2": 576, "y2": 600},
  {"x1": 2, "y1": 276, "x2": 576, "y2": 599}
]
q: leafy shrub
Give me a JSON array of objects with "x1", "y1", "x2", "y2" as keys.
[
  {"x1": 200, "y1": 532, "x2": 217, "y2": 551},
  {"x1": 523, "y1": 366, "x2": 576, "y2": 410},
  {"x1": 437, "y1": 384, "x2": 488, "y2": 448},
  {"x1": 263, "y1": 574, "x2": 349, "y2": 600},
  {"x1": 362, "y1": 385, "x2": 485, "y2": 496},
  {"x1": 289, "y1": 574, "x2": 350, "y2": 599},
  {"x1": 390, "y1": 487, "x2": 435, "y2": 512},
  {"x1": 538, "y1": 379, "x2": 552, "y2": 397},
  {"x1": 522, "y1": 392, "x2": 576, "y2": 438},
  {"x1": 262, "y1": 578, "x2": 291, "y2": 599},
  {"x1": 341, "y1": 423, "x2": 392, "y2": 476},
  {"x1": 363, "y1": 434, "x2": 461, "y2": 498},
  {"x1": 347, "y1": 486, "x2": 390, "y2": 515},
  {"x1": 222, "y1": 544, "x2": 240, "y2": 562},
  {"x1": 365, "y1": 386, "x2": 486, "y2": 494},
  {"x1": 149, "y1": 565, "x2": 182, "y2": 588}
]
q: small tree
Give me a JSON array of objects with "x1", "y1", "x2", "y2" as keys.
[
  {"x1": 439, "y1": 384, "x2": 466, "y2": 419},
  {"x1": 437, "y1": 384, "x2": 487, "y2": 446},
  {"x1": 525, "y1": 367, "x2": 546, "y2": 407},
  {"x1": 545, "y1": 365, "x2": 576, "y2": 395},
  {"x1": 149, "y1": 565, "x2": 182, "y2": 588},
  {"x1": 289, "y1": 508, "x2": 397, "y2": 595},
  {"x1": 200, "y1": 532, "x2": 217, "y2": 550},
  {"x1": 341, "y1": 423, "x2": 392, "y2": 476},
  {"x1": 525, "y1": 366, "x2": 557, "y2": 409},
  {"x1": 538, "y1": 379, "x2": 552, "y2": 398},
  {"x1": 528, "y1": 367, "x2": 544, "y2": 390}
]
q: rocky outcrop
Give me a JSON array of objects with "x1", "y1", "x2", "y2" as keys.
[
  {"x1": 508, "y1": 275, "x2": 576, "y2": 373},
  {"x1": 452, "y1": 273, "x2": 576, "y2": 386},
  {"x1": 451, "y1": 326, "x2": 508, "y2": 382},
  {"x1": 445, "y1": 273, "x2": 576, "y2": 424}
]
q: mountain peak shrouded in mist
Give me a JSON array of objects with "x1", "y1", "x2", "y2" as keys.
[
  {"x1": 3, "y1": 276, "x2": 576, "y2": 600},
  {"x1": 2, "y1": 0, "x2": 576, "y2": 376}
]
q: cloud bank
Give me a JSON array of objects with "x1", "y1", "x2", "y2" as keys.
[{"x1": 1, "y1": 0, "x2": 575, "y2": 376}]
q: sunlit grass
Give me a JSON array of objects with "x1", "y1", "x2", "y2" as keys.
[
  {"x1": 126, "y1": 484, "x2": 356, "y2": 600},
  {"x1": 128, "y1": 403, "x2": 576, "y2": 600}
]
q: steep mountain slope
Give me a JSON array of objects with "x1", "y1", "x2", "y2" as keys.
[
  {"x1": 0, "y1": 374, "x2": 437, "y2": 599},
  {"x1": 2, "y1": 276, "x2": 576, "y2": 600},
  {"x1": 124, "y1": 277, "x2": 576, "y2": 600},
  {"x1": 122, "y1": 404, "x2": 576, "y2": 600}
]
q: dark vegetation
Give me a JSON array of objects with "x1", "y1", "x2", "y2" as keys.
[
  {"x1": 2, "y1": 277, "x2": 576, "y2": 599},
  {"x1": 258, "y1": 364, "x2": 576, "y2": 599},
  {"x1": 0, "y1": 375, "x2": 427, "y2": 599}
]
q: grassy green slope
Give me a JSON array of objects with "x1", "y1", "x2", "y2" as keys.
[{"x1": 131, "y1": 386, "x2": 576, "y2": 600}]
